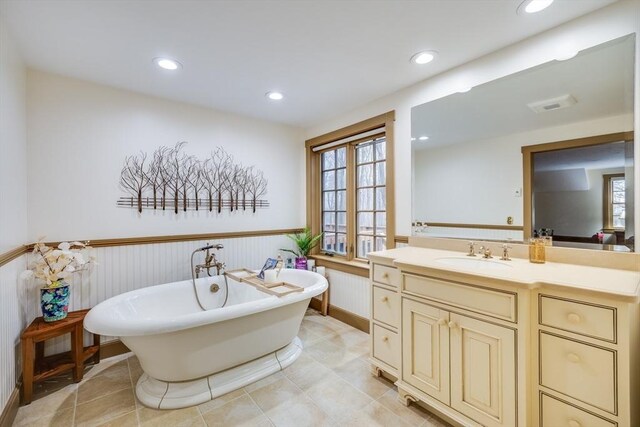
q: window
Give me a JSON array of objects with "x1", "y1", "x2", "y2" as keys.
[
  {"x1": 604, "y1": 174, "x2": 625, "y2": 230},
  {"x1": 306, "y1": 112, "x2": 395, "y2": 266}
]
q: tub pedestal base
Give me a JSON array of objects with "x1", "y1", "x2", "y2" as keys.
[{"x1": 136, "y1": 336, "x2": 303, "y2": 409}]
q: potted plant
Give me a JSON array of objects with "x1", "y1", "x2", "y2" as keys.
[
  {"x1": 21, "y1": 240, "x2": 94, "y2": 322},
  {"x1": 280, "y1": 228, "x2": 323, "y2": 270}
]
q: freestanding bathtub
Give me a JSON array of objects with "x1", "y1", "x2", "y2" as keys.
[{"x1": 84, "y1": 269, "x2": 328, "y2": 409}]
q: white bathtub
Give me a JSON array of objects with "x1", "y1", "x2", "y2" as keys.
[{"x1": 85, "y1": 269, "x2": 327, "y2": 408}]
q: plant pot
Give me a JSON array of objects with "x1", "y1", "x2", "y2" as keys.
[
  {"x1": 40, "y1": 282, "x2": 70, "y2": 322},
  {"x1": 295, "y1": 257, "x2": 308, "y2": 270}
]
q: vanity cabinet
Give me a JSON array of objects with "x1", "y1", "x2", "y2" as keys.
[
  {"x1": 369, "y1": 262, "x2": 401, "y2": 377},
  {"x1": 400, "y1": 277, "x2": 518, "y2": 427}
]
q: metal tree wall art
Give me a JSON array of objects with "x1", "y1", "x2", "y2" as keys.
[{"x1": 118, "y1": 142, "x2": 269, "y2": 214}]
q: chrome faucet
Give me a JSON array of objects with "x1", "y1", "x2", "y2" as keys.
[
  {"x1": 478, "y1": 245, "x2": 493, "y2": 259},
  {"x1": 194, "y1": 243, "x2": 226, "y2": 277}
]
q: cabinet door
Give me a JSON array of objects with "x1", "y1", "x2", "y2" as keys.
[
  {"x1": 402, "y1": 299, "x2": 450, "y2": 405},
  {"x1": 450, "y1": 313, "x2": 516, "y2": 427}
]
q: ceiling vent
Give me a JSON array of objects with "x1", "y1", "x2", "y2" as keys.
[{"x1": 527, "y1": 94, "x2": 577, "y2": 113}]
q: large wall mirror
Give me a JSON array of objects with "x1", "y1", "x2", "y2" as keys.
[{"x1": 411, "y1": 34, "x2": 635, "y2": 252}]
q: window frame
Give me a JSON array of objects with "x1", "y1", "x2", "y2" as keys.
[
  {"x1": 603, "y1": 173, "x2": 625, "y2": 232},
  {"x1": 305, "y1": 112, "x2": 395, "y2": 271}
]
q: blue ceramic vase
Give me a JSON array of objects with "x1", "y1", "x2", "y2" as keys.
[{"x1": 40, "y1": 282, "x2": 70, "y2": 322}]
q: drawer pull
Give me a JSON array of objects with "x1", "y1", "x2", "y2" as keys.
[
  {"x1": 567, "y1": 353, "x2": 581, "y2": 363},
  {"x1": 567, "y1": 419, "x2": 581, "y2": 427},
  {"x1": 382, "y1": 336, "x2": 389, "y2": 342},
  {"x1": 437, "y1": 318, "x2": 447, "y2": 326},
  {"x1": 448, "y1": 321, "x2": 458, "y2": 329},
  {"x1": 567, "y1": 313, "x2": 581, "y2": 324},
  {"x1": 382, "y1": 272, "x2": 389, "y2": 279},
  {"x1": 381, "y1": 296, "x2": 389, "y2": 302}
]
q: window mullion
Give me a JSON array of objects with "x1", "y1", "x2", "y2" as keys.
[{"x1": 346, "y1": 143, "x2": 357, "y2": 261}]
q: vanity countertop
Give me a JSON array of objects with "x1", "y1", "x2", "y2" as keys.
[{"x1": 368, "y1": 247, "x2": 640, "y2": 301}]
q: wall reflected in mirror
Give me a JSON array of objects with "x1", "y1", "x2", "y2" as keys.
[{"x1": 411, "y1": 34, "x2": 635, "y2": 251}]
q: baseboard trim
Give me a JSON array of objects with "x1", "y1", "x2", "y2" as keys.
[
  {"x1": 0, "y1": 386, "x2": 20, "y2": 427},
  {"x1": 101, "y1": 339, "x2": 131, "y2": 359},
  {"x1": 309, "y1": 298, "x2": 370, "y2": 333}
]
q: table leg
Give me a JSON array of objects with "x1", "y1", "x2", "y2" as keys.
[
  {"x1": 321, "y1": 286, "x2": 329, "y2": 316},
  {"x1": 72, "y1": 326, "x2": 84, "y2": 382},
  {"x1": 93, "y1": 333, "x2": 101, "y2": 364},
  {"x1": 22, "y1": 338, "x2": 34, "y2": 404}
]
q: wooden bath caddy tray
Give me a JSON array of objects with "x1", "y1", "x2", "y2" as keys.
[{"x1": 225, "y1": 269, "x2": 304, "y2": 297}]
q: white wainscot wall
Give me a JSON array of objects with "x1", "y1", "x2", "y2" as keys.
[
  {"x1": 0, "y1": 256, "x2": 31, "y2": 412},
  {"x1": 20, "y1": 234, "x2": 297, "y2": 356},
  {"x1": 314, "y1": 268, "x2": 370, "y2": 319}
]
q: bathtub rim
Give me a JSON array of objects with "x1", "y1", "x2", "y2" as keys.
[{"x1": 84, "y1": 270, "x2": 327, "y2": 337}]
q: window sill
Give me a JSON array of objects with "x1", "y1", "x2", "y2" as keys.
[{"x1": 310, "y1": 254, "x2": 370, "y2": 278}]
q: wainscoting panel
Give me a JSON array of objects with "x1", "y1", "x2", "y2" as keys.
[
  {"x1": 322, "y1": 268, "x2": 370, "y2": 319},
  {"x1": 0, "y1": 255, "x2": 32, "y2": 413},
  {"x1": 20, "y1": 235, "x2": 296, "y2": 356}
]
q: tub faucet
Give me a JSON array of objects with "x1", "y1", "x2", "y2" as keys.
[{"x1": 194, "y1": 244, "x2": 226, "y2": 277}]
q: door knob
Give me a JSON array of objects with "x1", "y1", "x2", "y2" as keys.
[
  {"x1": 381, "y1": 296, "x2": 389, "y2": 302},
  {"x1": 382, "y1": 272, "x2": 389, "y2": 279},
  {"x1": 568, "y1": 419, "x2": 581, "y2": 427},
  {"x1": 567, "y1": 353, "x2": 581, "y2": 363},
  {"x1": 448, "y1": 321, "x2": 458, "y2": 329},
  {"x1": 382, "y1": 336, "x2": 389, "y2": 342},
  {"x1": 437, "y1": 318, "x2": 447, "y2": 326},
  {"x1": 567, "y1": 313, "x2": 581, "y2": 324}
]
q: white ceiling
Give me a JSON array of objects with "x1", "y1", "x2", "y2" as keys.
[
  {"x1": 411, "y1": 34, "x2": 635, "y2": 148},
  {"x1": 0, "y1": 0, "x2": 618, "y2": 128}
]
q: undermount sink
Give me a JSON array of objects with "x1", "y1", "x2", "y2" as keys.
[{"x1": 435, "y1": 256, "x2": 513, "y2": 270}]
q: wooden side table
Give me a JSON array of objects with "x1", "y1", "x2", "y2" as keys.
[{"x1": 20, "y1": 309, "x2": 100, "y2": 404}]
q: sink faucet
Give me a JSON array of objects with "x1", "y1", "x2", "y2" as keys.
[
  {"x1": 500, "y1": 244, "x2": 512, "y2": 261},
  {"x1": 194, "y1": 243, "x2": 226, "y2": 277},
  {"x1": 478, "y1": 245, "x2": 492, "y2": 259},
  {"x1": 466, "y1": 241, "x2": 476, "y2": 257}
]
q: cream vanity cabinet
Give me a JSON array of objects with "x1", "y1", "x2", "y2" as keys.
[
  {"x1": 398, "y1": 272, "x2": 523, "y2": 427},
  {"x1": 533, "y1": 288, "x2": 639, "y2": 427}
]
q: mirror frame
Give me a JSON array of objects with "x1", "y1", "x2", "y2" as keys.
[{"x1": 521, "y1": 131, "x2": 635, "y2": 240}]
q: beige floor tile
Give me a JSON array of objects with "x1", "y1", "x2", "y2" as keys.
[
  {"x1": 305, "y1": 376, "x2": 373, "y2": 422},
  {"x1": 75, "y1": 388, "x2": 136, "y2": 426},
  {"x1": 297, "y1": 325, "x2": 324, "y2": 346},
  {"x1": 200, "y1": 394, "x2": 267, "y2": 427},
  {"x1": 243, "y1": 371, "x2": 285, "y2": 393},
  {"x1": 324, "y1": 328, "x2": 369, "y2": 349},
  {"x1": 281, "y1": 352, "x2": 316, "y2": 377},
  {"x1": 138, "y1": 406, "x2": 203, "y2": 427},
  {"x1": 263, "y1": 394, "x2": 334, "y2": 427},
  {"x1": 305, "y1": 340, "x2": 360, "y2": 369},
  {"x1": 13, "y1": 406, "x2": 74, "y2": 427},
  {"x1": 95, "y1": 410, "x2": 138, "y2": 427},
  {"x1": 332, "y1": 358, "x2": 393, "y2": 399},
  {"x1": 198, "y1": 388, "x2": 246, "y2": 414},
  {"x1": 83, "y1": 354, "x2": 132, "y2": 381},
  {"x1": 376, "y1": 389, "x2": 433, "y2": 426},
  {"x1": 285, "y1": 358, "x2": 340, "y2": 392},
  {"x1": 247, "y1": 377, "x2": 301, "y2": 412},
  {"x1": 14, "y1": 383, "x2": 77, "y2": 426},
  {"x1": 127, "y1": 356, "x2": 144, "y2": 385},
  {"x1": 301, "y1": 317, "x2": 346, "y2": 338},
  {"x1": 342, "y1": 400, "x2": 414, "y2": 427},
  {"x1": 77, "y1": 361, "x2": 132, "y2": 404}
]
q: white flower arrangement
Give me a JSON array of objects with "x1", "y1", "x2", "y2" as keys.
[{"x1": 21, "y1": 240, "x2": 95, "y2": 288}]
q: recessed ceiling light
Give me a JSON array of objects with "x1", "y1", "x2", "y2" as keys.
[
  {"x1": 410, "y1": 51, "x2": 437, "y2": 65},
  {"x1": 517, "y1": 0, "x2": 554, "y2": 14},
  {"x1": 418, "y1": 136, "x2": 429, "y2": 141},
  {"x1": 266, "y1": 91, "x2": 284, "y2": 100},
  {"x1": 154, "y1": 57, "x2": 182, "y2": 70}
]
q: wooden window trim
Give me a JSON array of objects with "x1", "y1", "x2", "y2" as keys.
[
  {"x1": 521, "y1": 131, "x2": 633, "y2": 239},
  {"x1": 603, "y1": 173, "x2": 625, "y2": 232},
  {"x1": 306, "y1": 111, "x2": 395, "y2": 272}
]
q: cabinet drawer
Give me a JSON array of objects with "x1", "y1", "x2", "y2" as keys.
[
  {"x1": 403, "y1": 274, "x2": 517, "y2": 322},
  {"x1": 372, "y1": 324, "x2": 399, "y2": 369},
  {"x1": 541, "y1": 393, "x2": 616, "y2": 427},
  {"x1": 540, "y1": 332, "x2": 616, "y2": 414},
  {"x1": 372, "y1": 286, "x2": 399, "y2": 328},
  {"x1": 373, "y1": 264, "x2": 400, "y2": 288},
  {"x1": 539, "y1": 295, "x2": 616, "y2": 342}
]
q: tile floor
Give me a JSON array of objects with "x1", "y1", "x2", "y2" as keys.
[{"x1": 14, "y1": 309, "x2": 451, "y2": 427}]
